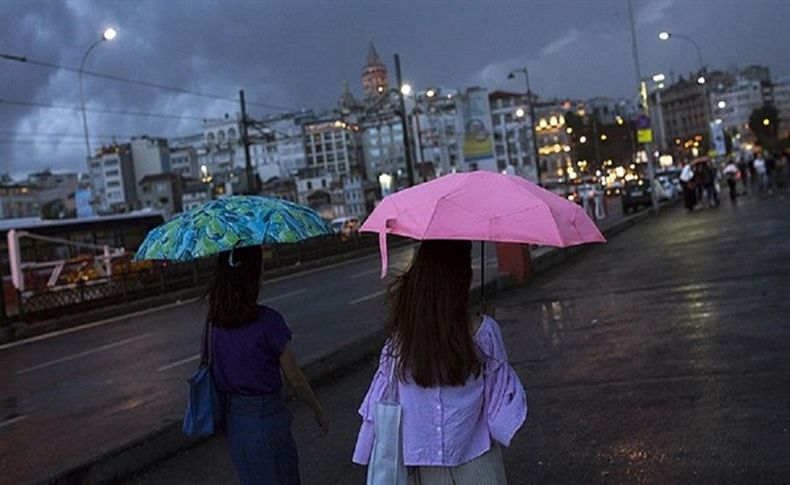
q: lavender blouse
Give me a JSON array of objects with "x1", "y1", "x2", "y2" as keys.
[{"x1": 352, "y1": 316, "x2": 527, "y2": 467}]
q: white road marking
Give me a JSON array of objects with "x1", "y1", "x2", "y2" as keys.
[
  {"x1": 0, "y1": 415, "x2": 28, "y2": 429},
  {"x1": 15, "y1": 333, "x2": 152, "y2": 375},
  {"x1": 0, "y1": 300, "x2": 194, "y2": 351},
  {"x1": 350, "y1": 268, "x2": 381, "y2": 279},
  {"x1": 157, "y1": 354, "x2": 200, "y2": 372},
  {"x1": 263, "y1": 288, "x2": 307, "y2": 303},
  {"x1": 349, "y1": 289, "x2": 386, "y2": 306}
]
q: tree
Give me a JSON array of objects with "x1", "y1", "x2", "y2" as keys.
[{"x1": 749, "y1": 103, "x2": 779, "y2": 151}]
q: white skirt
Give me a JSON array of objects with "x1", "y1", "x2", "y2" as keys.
[{"x1": 407, "y1": 442, "x2": 507, "y2": 485}]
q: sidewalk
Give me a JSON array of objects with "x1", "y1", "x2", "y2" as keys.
[{"x1": 126, "y1": 194, "x2": 790, "y2": 484}]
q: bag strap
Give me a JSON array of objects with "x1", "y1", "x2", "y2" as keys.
[
  {"x1": 201, "y1": 319, "x2": 213, "y2": 365},
  {"x1": 383, "y1": 352, "x2": 399, "y2": 403}
]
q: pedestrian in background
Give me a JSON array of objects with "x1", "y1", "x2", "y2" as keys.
[
  {"x1": 206, "y1": 246, "x2": 329, "y2": 485},
  {"x1": 736, "y1": 156, "x2": 749, "y2": 195},
  {"x1": 353, "y1": 240, "x2": 526, "y2": 484},
  {"x1": 754, "y1": 154, "x2": 768, "y2": 195},
  {"x1": 777, "y1": 153, "x2": 788, "y2": 191},
  {"x1": 680, "y1": 162, "x2": 697, "y2": 212},
  {"x1": 699, "y1": 161, "x2": 719, "y2": 207},
  {"x1": 723, "y1": 160, "x2": 740, "y2": 206}
]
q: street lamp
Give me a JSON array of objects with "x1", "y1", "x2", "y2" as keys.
[
  {"x1": 80, "y1": 27, "x2": 117, "y2": 162},
  {"x1": 425, "y1": 88, "x2": 436, "y2": 99},
  {"x1": 400, "y1": 83, "x2": 413, "y2": 96},
  {"x1": 508, "y1": 67, "x2": 542, "y2": 185},
  {"x1": 658, "y1": 31, "x2": 705, "y2": 70},
  {"x1": 717, "y1": 100, "x2": 727, "y2": 109},
  {"x1": 579, "y1": 135, "x2": 588, "y2": 144},
  {"x1": 515, "y1": 107, "x2": 526, "y2": 118},
  {"x1": 697, "y1": 75, "x2": 706, "y2": 85}
]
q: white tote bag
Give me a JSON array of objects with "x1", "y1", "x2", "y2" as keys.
[{"x1": 367, "y1": 358, "x2": 408, "y2": 485}]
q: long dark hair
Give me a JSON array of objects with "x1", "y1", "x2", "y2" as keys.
[
  {"x1": 386, "y1": 239, "x2": 481, "y2": 387},
  {"x1": 206, "y1": 245, "x2": 263, "y2": 327}
]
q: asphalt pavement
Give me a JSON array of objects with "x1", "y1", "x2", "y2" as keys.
[
  {"x1": 127, "y1": 193, "x2": 790, "y2": 484},
  {"x1": 0, "y1": 235, "x2": 503, "y2": 483}
]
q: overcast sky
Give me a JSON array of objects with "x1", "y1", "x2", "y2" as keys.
[{"x1": 1, "y1": 0, "x2": 788, "y2": 177}]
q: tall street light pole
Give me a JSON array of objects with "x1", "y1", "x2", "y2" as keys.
[
  {"x1": 508, "y1": 67, "x2": 541, "y2": 185},
  {"x1": 79, "y1": 27, "x2": 117, "y2": 162},
  {"x1": 394, "y1": 54, "x2": 416, "y2": 187},
  {"x1": 627, "y1": 0, "x2": 659, "y2": 212}
]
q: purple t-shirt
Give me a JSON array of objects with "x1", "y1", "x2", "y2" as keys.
[{"x1": 209, "y1": 305, "x2": 292, "y2": 396}]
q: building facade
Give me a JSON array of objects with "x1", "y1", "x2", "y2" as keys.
[
  {"x1": 89, "y1": 143, "x2": 137, "y2": 214},
  {"x1": 169, "y1": 146, "x2": 199, "y2": 179},
  {"x1": 130, "y1": 136, "x2": 171, "y2": 183},
  {"x1": 489, "y1": 91, "x2": 537, "y2": 180},
  {"x1": 659, "y1": 74, "x2": 712, "y2": 156},
  {"x1": 0, "y1": 180, "x2": 39, "y2": 219},
  {"x1": 302, "y1": 119, "x2": 362, "y2": 177},
  {"x1": 138, "y1": 173, "x2": 184, "y2": 217}
]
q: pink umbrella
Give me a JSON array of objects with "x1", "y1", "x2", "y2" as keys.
[{"x1": 361, "y1": 171, "x2": 606, "y2": 278}]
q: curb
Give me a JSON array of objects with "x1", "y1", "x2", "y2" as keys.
[{"x1": 46, "y1": 205, "x2": 666, "y2": 484}]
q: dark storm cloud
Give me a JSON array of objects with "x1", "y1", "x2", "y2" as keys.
[{"x1": 1, "y1": 0, "x2": 788, "y2": 176}]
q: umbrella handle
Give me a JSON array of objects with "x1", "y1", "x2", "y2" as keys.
[{"x1": 228, "y1": 247, "x2": 241, "y2": 268}]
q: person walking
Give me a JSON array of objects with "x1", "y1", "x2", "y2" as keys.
[
  {"x1": 723, "y1": 160, "x2": 740, "y2": 206},
  {"x1": 736, "y1": 157, "x2": 749, "y2": 195},
  {"x1": 754, "y1": 154, "x2": 768, "y2": 195},
  {"x1": 207, "y1": 245, "x2": 329, "y2": 485},
  {"x1": 353, "y1": 240, "x2": 527, "y2": 484},
  {"x1": 699, "y1": 161, "x2": 719, "y2": 207},
  {"x1": 680, "y1": 162, "x2": 697, "y2": 212}
]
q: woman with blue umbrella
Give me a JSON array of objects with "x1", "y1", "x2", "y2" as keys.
[{"x1": 136, "y1": 196, "x2": 333, "y2": 485}]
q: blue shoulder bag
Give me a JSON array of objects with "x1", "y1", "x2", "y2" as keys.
[{"x1": 182, "y1": 319, "x2": 220, "y2": 437}]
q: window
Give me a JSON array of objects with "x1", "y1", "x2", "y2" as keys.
[
  {"x1": 338, "y1": 163, "x2": 347, "y2": 172},
  {"x1": 105, "y1": 169, "x2": 119, "y2": 177},
  {"x1": 307, "y1": 181, "x2": 313, "y2": 190},
  {"x1": 322, "y1": 179, "x2": 327, "y2": 188},
  {"x1": 107, "y1": 181, "x2": 120, "y2": 188},
  {"x1": 104, "y1": 159, "x2": 118, "y2": 167}
]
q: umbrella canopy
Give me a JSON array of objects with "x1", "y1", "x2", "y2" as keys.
[
  {"x1": 360, "y1": 171, "x2": 605, "y2": 277},
  {"x1": 134, "y1": 195, "x2": 332, "y2": 261}
]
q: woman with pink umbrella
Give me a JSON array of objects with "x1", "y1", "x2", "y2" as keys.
[{"x1": 352, "y1": 171, "x2": 604, "y2": 483}]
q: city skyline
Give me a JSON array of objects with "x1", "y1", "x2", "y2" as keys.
[{"x1": 1, "y1": 0, "x2": 788, "y2": 176}]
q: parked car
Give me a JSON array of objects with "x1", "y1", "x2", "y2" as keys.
[{"x1": 621, "y1": 179, "x2": 653, "y2": 213}]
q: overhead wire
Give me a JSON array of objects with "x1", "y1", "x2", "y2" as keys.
[{"x1": 0, "y1": 51, "x2": 294, "y2": 112}]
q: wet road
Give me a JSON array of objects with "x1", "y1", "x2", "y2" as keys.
[
  {"x1": 0, "y1": 240, "x2": 501, "y2": 483},
  {"x1": 0, "y1": 199, "x2": 624, "y2": 484},
  {"x1": 129, "y1": 194, "x2": 790, "y2": 484}
]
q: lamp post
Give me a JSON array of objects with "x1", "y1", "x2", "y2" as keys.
[
  {"x1": 508, "y1": 67, "x2": 542, "y2": 185},
  {"x1": 79, "y1": 27, "x2": 116, "y2": 161},
  {"x1": 627, "y1": 0, "x2": 659, "y2": 211},
  {"x1": 394, "y1": 54, "x2": 415, "y2": 187}
]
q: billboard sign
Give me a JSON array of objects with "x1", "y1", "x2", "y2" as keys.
[{"x1": 460, "y1": 88, "x2": 495, "y2": 170}]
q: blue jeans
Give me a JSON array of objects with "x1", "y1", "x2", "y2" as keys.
[{"x1": 225, "y1": 394, "x2": 300, "y2": 485}]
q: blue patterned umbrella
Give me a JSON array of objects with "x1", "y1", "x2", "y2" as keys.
[{"x1": 133, "y1": 195, "x2": 333, "y2": 261}]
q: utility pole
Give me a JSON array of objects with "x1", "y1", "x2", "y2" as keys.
[
  {"x1": 627, "y1": 0, "x2": 659, "y2": 212},
  {"x1": 239, "y1": 89, "x2": 256, "y2": 194},
  {"x1": 394, "y1": 54, "x2": 416, "y2": 187}
]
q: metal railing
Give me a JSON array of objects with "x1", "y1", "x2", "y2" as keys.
[{"x1": 4, "y1": 233, "x2": 388, "y2": 324}]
